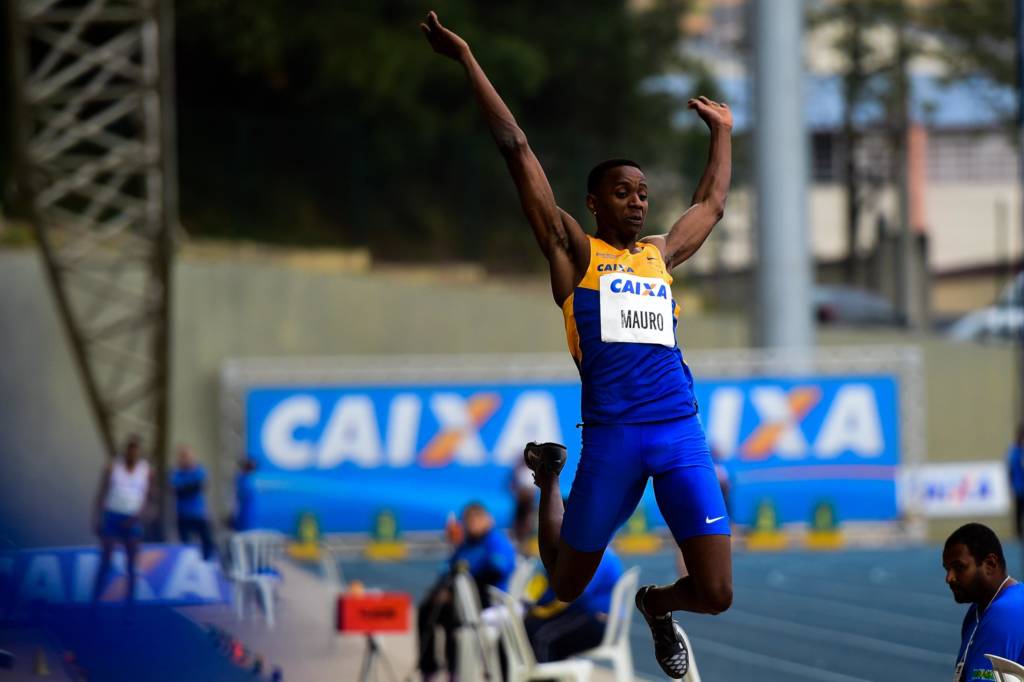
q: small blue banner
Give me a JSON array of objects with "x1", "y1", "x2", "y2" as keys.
[{"x1": 0, "y1": 544, "x2": 230, "y2": 617}]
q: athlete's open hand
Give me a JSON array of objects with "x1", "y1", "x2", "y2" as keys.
[
  {"x1": 688, "y1": 96, "x2": 733, "y2": 131},
  {"x1": 420, "y1": 11, "x2": 469, "y2": 62}
]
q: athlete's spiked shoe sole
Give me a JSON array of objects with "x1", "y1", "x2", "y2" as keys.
[
  {"x1": 523, "y1": 441, "x2": 567, "y2": 477},
  {"x1": 635, "y1": 585, "x2": 690, "y2": 679}
]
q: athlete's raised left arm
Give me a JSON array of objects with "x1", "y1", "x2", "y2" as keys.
[{"x1": 643, "y1": 97, "x2": 732, "y2": 270}]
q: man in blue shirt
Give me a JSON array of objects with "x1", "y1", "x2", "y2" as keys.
[
  {"x1": 943, "y1": 523, "x2": 1023, "y2": 682},
  {"x1": 416, "y1": 502, "x2": 516, "y2": 681},
  {"x1": 523, "y1": 546, "x2": 624, "y2": 662},
  {"x1": 170, "y1": 445, "x2": 214, "y2": 559},
  {"x1": 233, "y1": 458, "x2": 258, "y2": 531},
  {"x1": 1008, "y1": 423, "x2": 1024, "y2": 547}
]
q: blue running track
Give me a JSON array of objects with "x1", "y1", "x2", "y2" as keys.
[{"x1": 339, "y1": 543, "x2": 1022, "y2": 681}]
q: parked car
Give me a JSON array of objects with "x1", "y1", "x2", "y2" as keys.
[
  {"x1": 813, "y1": 285, "x2": 905, "y2": 326},
  {"x1": 946, "y1": 273, "x2": 1024, "y2": 343}
]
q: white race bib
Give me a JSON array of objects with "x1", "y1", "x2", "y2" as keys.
[{"x1": 599, "y1": 273, "x2": 676, "y2": 348}]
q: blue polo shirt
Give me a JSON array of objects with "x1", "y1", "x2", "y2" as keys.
[
  {"x1": 235, "y1": 473, "x2": 256, "y2": 531},
  {"x1": 1008, "y1": 445, "x2": 1024, "y2": 496},
  {"x1": 528, "y1": 550, "x2": 624, "y2": 618},
  {"x1": 955, "y1": 583, "x2": 1024, "y2": 681},
  {"x1": 171, "y1": 466, "x2": 207, "y2": 520},
  {"x1": 448, "y1": 528, "x2": 516, "y2": 591}
]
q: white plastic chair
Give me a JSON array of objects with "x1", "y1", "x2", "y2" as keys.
[
  {"x1": 453, "y1": 572, "x2": 502, "y2": 681},
  {"x1": 229, "y1": 530, "x2": 286, "y2": 628},
  {"x1": 508, "y1": 555, "x2": 539, "y2": 601},
  {"x1": 319, "y1": 542, "x2": 346, "y2": 597},
  {"x1": 986, "y1": 654, "x2": 1024, "y2": 682},
  {"x1": 572, "y1": 566, "x2": 640, "y2": 682},
  {"x1": 489, "y1": 586, "x2": 593, "y2": 682}
]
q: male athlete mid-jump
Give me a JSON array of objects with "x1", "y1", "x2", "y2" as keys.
[{"x1": 422, "y1": 12, "x2": 733, "y2": 677}]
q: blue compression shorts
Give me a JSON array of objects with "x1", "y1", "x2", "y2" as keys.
[{"x1": 560, "y1": 414, "x2": 730, "y2": 553}]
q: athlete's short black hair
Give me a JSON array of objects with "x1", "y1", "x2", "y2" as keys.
[
  {"x1": 945, "y1": 523, "x2": 1005, "y2": 570},
  {"x1": 587, "y1": 158, "x2": 643, "y2": 194},
  {"x1": 462, "y1": 500, "x2": 486, "y2": 515}
]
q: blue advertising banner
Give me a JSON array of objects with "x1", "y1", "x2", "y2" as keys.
[
  {"x1": 244, "y1": 383, "x2": 580, "y2": 534},
  {"x1": 698, "y1": 376, "x2": 901, "y2": 525},
  {"x1": 0, "y1": 545, "x2": 230, "y2": 618},
  {"x1": 242, "y1": 374, "x2": 900, "y2": 534}
]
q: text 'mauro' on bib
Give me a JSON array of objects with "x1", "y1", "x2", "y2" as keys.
[{"x1": 599, "y1": 273, "x2": 675, "y2": 348}]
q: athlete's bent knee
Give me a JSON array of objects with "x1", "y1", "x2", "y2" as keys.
[
  {"x1": 550, "y1": 574, "x2": 586, "y2": 603},
  {"x1": 703, "y1": 581, "x2": 732, "y2": 614}
]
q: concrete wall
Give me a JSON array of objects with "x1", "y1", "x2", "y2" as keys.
[
  {"x1": 0, "y1": 246, "x2": 1017, "y2": 547},
  {"x1": 0, "y1": 251, "x2": 109, "y2": 547}
]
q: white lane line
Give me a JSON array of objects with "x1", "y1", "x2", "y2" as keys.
[
  {"x1": 688, "y1": 636, "x2": 878, "y2": 682},
  {"x1": 737, "y1": 586, "x2": 950, "y2": 634},
  {"x1": 752, "y1": 571, "x2": 956, "y2": 610},
  {"x1": 718, "y1": 608, "x2": 952, "y2": 664},
  {"x1": 752, "y1": 564, "x2": 955, "y2": 606}
]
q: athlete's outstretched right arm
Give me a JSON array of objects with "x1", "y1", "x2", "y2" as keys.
[{"x1": 421, "y1": 11, "x2": 587, "y2": 304}]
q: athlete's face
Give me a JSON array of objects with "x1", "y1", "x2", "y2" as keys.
[
  {"x1": 942, "y1": 543, "x2": 996, "y2": 604},
  {"x1": 588, "y1": 166, "x2": 648, "y2": 238}
]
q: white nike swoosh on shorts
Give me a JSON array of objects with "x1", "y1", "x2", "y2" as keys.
[{"x1": 705, "y1": 515, "x2": 725, "y2": 524}]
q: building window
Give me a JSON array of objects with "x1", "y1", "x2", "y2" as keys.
[{"x1": 928, "y1": 131, "x2": 1018, "y2": 183}]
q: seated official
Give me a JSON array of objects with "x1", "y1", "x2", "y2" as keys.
[
  {"x1": 416, "y1": 502, "x2": 516, "y2": 681},
  {"x1": 523, "y1": 546, "x2": 624, "y2": 662},
  {"x1": 943, "y1": 523, "x2": 1023, "y2": 682}
]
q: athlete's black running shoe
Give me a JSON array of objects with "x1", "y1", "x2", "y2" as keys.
[
  {"x1": 522, "y1": 441, "x2": 567, "y2": 477},
  {"x1": 635, "y1": 585, "x2": 689, "y2": 679}
]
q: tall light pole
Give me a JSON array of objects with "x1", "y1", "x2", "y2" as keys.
[
  {"x1": 1016, "y1": 0, "x2": 1024, "y2": 426},
  {"x1": 753, "y1": 0, "x2": 815, "y2": 350}
]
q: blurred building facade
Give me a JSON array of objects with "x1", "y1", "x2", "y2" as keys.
[{"x1": 668, "y1": 0, "x2": 1021, "y2": 316}]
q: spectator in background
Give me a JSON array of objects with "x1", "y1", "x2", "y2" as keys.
[
  {"x1": 416, "y1": 501, "x2": 516, "y2": 681},
  {"x1": 510, "y1": 457, "x2": 537, "y2": 549},
  {"x1": 233, "y1": 458, "x2": 257, "y2": 531},
  {"x1": 1008, "y1": 423, "x2": 1024, "y2": 547},
  {"x1": 171, "y1": 445, "x2": 214, "y2": 560},
  {"x1": 943, "y1": 523, "x2": 1023, "y2": 682},
  {"x1": 523, "y1": 529, "x2": 624, "y2": 662},
  {"x1": 92, "y1": 434, "x2": 154, "y2": 603}
]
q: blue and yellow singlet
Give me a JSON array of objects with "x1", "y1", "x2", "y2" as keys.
[{"x1": 562, "y1": 235, "x2": 698, "y2": 424}]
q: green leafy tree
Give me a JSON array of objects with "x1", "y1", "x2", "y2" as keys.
[
  {"x1": 174, "y1": 1, "x2": 696, "y2": 267},
  {"x1": 921, "y1": 0, "x2": 1016, "y2": 122}
]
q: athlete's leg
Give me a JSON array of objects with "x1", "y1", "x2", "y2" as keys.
[
  {"x1": 532, "y1": 424, "x2": 647, "y2": 602},
  {"x1": 634, "y1": 417, "x2": 731, "y2": 679},
  {"x1": 643, "y1": 534, "x2": 732, "y2": 615},
  {"x1": 644, "y1": 463, "x2": 732, "y2": 615},
  {"x1": 534, "y1": 465, "x2": 564, "y2": 576},
  {"x1": 643, "y1": 417, "x2": 732, "y2": 615},
  {"x1": 534, "y1": 465, "x2": 603, "y2": 603}
]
